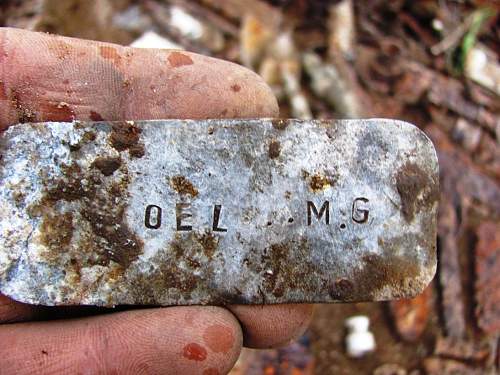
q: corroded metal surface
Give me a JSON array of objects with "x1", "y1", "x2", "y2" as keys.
[{"x1": 0, "y1": 119, "x2": 439, "y2": 306}]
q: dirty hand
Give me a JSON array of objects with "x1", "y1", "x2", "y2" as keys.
[{"x1": 0, "y1": 28, "x2": 313, "y2": 375}]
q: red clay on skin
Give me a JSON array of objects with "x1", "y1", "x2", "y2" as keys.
[
  {"x1": 41, "y1": 102, "x2": 75, "y2": 122},
  {"x1": 203, "y1": 368, "x2": 220, "y2": 375},
  {"x1": 99, "y1": 46, "x2": 122, "y2": 66},
  {"x1": 0, "y1": 81, "x2": 7, "y2": 100},
  {"x1": 182, "y1": 343, "x2": 207, "y2": 361},
  {"x1": 203, "y1": 325, "x2": 235, "y2": 354},
  {"x1": 89, "y1": 111, "x2": 104, "y2": 121},
  {"x1": 231, "y1": 84, "x2": 241, "y2": 92},
  {"x1": 168, "y1": 52, "x2": 194, "y2": 67}
]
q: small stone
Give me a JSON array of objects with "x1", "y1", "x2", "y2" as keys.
[
  {"x1": 345, "y1": 315, "x2": 376, "y2": 358},
  {"x1": 451, "y1": 118, "x2": 482, "y2": 152}
]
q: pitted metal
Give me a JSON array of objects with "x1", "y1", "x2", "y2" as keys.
[{"x1": 0, "y1": 119, "x2": 438, "y2": 306}]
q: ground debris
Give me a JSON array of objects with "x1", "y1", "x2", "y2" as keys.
[
  {"x1": 437, "y1": 197, "x2": 466, "y2": 339},
  {"x1": 1, "y1": 0, "x2": 499, "y2": 373},
  {"x1": 373, "y1": 363, "x2": 407, "y2": 375},
  {"x1": 389, "y1": 285, "x2": 431, "y2": 342},
  {"x1": 423, "y1": 357, "x2": 483, "y2": 375},
  {"x1": 475, "y1": 221, "x2": 500, "y2": 334},
  {"x1": 434, "y1": 336, "x2": 490, "y2": 362}
]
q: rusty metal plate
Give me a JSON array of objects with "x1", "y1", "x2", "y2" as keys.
[{"x1": 0, "y1": 119, "x2": 439, "y2": 306}]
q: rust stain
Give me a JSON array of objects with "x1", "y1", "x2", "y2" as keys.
[
  {"x1": 395, "y1": 162, "x2": 439, "y2": 222},
  {"x1": 164, "y1": 247, "x2": 199, "y2": 290},
  {"x1": 197, "y1": 231, "x2": 219, "y2": 258},
  {"x1": 146, "y1": 255, "x2": 198, "y2": 295},
  {"x1": 91, "y1": 157, "x2": 121, "y2": 176},
  {"x1": 80, "y1": 196, "x2": 143, "y2": 269},
  {"x1": 257, "y1": 239, "x2": 318, "y2": 299},
  {"x1": 69, "y1": 130, "x2": 97, "y2": 151},
  {"x1": 168, "y1": 52, "x2": 194, "y2": 68},
  {"x1": 84, "y1": 131, "x2": 96, "y2": 141},
  {"x1": 309, "y1": 173, "x2": 335, "y2": 192},
  {"x1": 39, "y1": 212, "x2": 74, "y2": 251},
  {"x1": 170, "y1": 175, "x2": 198, "y2": 197},
  {"x1": 268, "y1": 140, "x2": 281, "y2": 159},
  {"x1": 125, "y1": 234, "x2": 217, "y2": 303},
  {"x1": 328, "y1": 278, "x2": 354, "y2": 299},
  {"x1": 99, "y1": 46, "x2": 122, "y2": 66},
  {"x1": 329, "y1": 235, "x2": 424, "y2": 301},
  {"x1": 230, "y1": 84, "x2": 241, "y2": 92},
  {"x1": 31, "y1": 160, "x2": 144, "y2": 273},
  {"x1": 124, "y1": 230, "x2": 223, "y2": 303},
  {"x1": 12, "y1": 191, "x2": 25, "y2": 207},
  {"x1": 271, "y1": 119, "x2": 288, "y2": 130},
  {"x1": 109, "y1": 122, "x2": 141, "y2": 150},
  {"x1": 44, "y1": 163, "x2": 90, "y2": 202},
  {"x1": 89, "y1": 111, "x2": 104, "y2": 121},
  {"x1": 108, "y1": 122, "x2": 145, "y2": 158},
  {"x1": 182, "y1": 343, "x2": 207, "y2": 361},
  {"x1": 203, "y1": 325, "x2": 234, "y2": 354},
  {"x1": 128, "y1": 144, "x2": 145, "y2": 158},
  {"x1": 363, "y1": 250, "x2": 420, "y2": 296}
]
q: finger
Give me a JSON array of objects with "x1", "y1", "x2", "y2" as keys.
[
  {"x1": 0, "y1": 293, "x2": 134, "y2": 324},
  {"x1": 0, "y1": 294, "x2": 40, "y2": 323},
  {"x1": 0, "y1": 27, "x2": 314, "y2": 349},
  {"x1": 228, "y1": 304, "x2": 314, "y2": 348},
  {"x1": 0, "y1": 306, "x2": 242, "y2": 375},
  {"x1": 0, "y1": 26, "x2": 277, "y2": 321},
  {"x1": 0, "y1": 27, "x2": 278, "y2": 129}
]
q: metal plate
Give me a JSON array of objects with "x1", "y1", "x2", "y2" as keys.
[{"x1": 0, "y1": 119, "x2": 439, "y2": 306}]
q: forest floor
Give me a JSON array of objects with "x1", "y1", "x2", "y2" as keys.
[{"x1": 1, "y1": 1, "x2": 499, "y2": 374}]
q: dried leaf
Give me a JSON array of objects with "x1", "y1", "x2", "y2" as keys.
[{"x1": 389, "y1": 285, "x2": 431, "y2": 342}]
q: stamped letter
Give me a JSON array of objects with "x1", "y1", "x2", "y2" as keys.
[
  {"x1": 352, "y1": 197, "x2": 369, "y2": 223},
  {"x1": 145, "y1": 204, "x2": 162, "y2": 229},
  {"x1": 212, "y1": 205, "x2": 227, "y2": 232},
  {"x1": 176, "y1": 203, "x2": 193, "y2": 231},
  {"x1": 307, "y1": 201, "x2": 330, "y2": 225}
]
